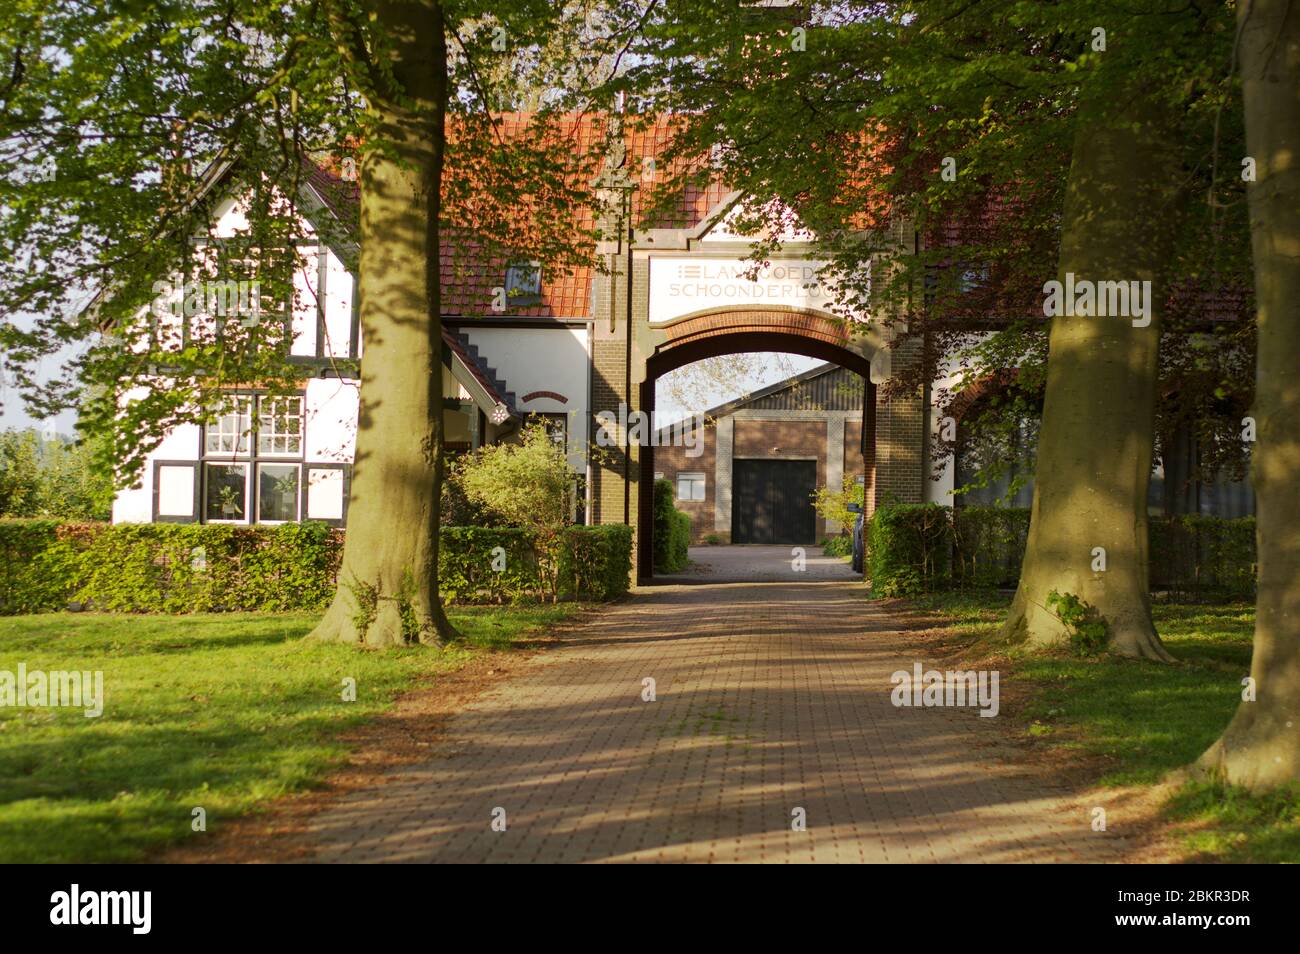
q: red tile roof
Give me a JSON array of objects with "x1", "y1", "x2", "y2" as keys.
[{"x1": 307, "y1": 112, "x2": 729, "y2": 319}]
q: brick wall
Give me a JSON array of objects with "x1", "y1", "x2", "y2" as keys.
[{"x1": 654, "y1": 420, "x2": 717, "y2": 542}]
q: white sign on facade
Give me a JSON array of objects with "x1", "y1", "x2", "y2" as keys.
[{"x1": 647, "y1": 256, "x2": 839, "y2": 325}]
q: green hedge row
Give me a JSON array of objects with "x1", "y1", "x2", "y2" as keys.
[
  {"x1": 866, "y1": 504, "x2": 953, "y2": 596},
  {"x1": 0, "y1": 519, "x2": 632, "y2": 615},
  {"x1": 652, "y1": 479, "x2": 690, "y2": 573},
  {"x1": 1149, "y1": 514, "x2": 1256, "y2": 599},
  {"x1": 866, "y1": 505, "x2": 1256, "y2": 599}
]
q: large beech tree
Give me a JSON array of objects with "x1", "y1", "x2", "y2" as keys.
[
  {"x1": 308, "y1": 0, "x2": 459, "y2": 645},
  {"x1": 1192, "y1": 0, "x2": 1300, "y2": 787},
  {"x1": 2, "y1": 0, "x2": 613, "y2": 647}
]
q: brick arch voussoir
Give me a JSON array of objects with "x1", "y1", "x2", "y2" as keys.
[{"x1": 654, "y1": 307, "x2": 875, "y2": 367}]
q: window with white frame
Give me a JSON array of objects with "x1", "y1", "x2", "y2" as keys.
[
  {"x1": 676, "y1": 471, "x2": 706, "y2": 502},
  {"x1": 202, "y1": 392, "x2": 306, "y2": 524},
  {"x1": 204, "y1": 396, "x2": 253, "y2": 455},
  {"x1": 257, "y1": 396, "x2": 304, "y2": 456}
]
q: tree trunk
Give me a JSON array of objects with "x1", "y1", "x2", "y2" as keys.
[
  {"x1": 1191, "y1": 0, "x2": 1300, "y2": 787},
  {"x1": 310, "y1": 0, "x2": 460, "y2": 646},
  {"x1": 1001, "y1": 94, "x2": 1184, "y2": 661}
]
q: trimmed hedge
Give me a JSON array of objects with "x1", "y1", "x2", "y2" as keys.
[
  {"x1": 952, "y1": 506, "x2": 1031, "y2": 589},
  {"x1": 558, "y1": 524, "x2": 634, "y2": 601},
  {"x1": 866, "y1": 505, "x2": 1256, "y2": 599},
  {"x1": 652, "y1": 478, "x2": 690, "y2": 573},
  {"x1": 1149, "y1": 514, "x2": 1256, "y2": 599},
  {"x1": 866, "y1": 504, "x2": 952, "y2": 596},
  {"x1": 0, "y1": 519, "x2": 73, "y2": 614},
  {"x1": 0, "y1": 519, "x2": 632, "y2": 615}
]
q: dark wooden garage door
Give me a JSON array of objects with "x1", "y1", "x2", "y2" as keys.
[{"x1": 732, "y1": 459, "x2": 817, "y2": 545}]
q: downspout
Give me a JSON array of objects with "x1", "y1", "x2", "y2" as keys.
[
  {"x1": 585, "y1": 321, "x2": 593, "y2": 524},
  {"x1": 624, "y1": 191, "x2": 633, "y2": 525}
]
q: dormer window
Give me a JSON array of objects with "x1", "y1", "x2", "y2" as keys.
[{"x1": 505, "y1": 262, "x2": 542, "y2": 307}]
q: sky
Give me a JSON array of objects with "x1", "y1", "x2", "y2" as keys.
[
  {"x1": 0, "y1": 341, "x2": 80, "y2": 438},
  {"x1": 655, "y1": 351, "x2": 825, "y2": 426}
]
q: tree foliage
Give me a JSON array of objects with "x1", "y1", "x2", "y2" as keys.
[{"x1": 0, "y1": 428, "x2": 112, "y2": 519}]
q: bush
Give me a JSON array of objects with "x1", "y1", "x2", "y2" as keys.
[
  {"x1": 0, "y1": 429, "x2": 113, "y2": 520},
  {"x1": 653, "y1": 478, "x2": 690, "y2": 572},
  {"x1": 866, "y1": 504, "x2": 952, "y2": 596},
  {"x1": 1046, "y1": 590, "x2": 1108, "y2": 656},
  {"x1": 0, "y1": 518, "x2": 632, "y2": 615},
  {"x1": 0, "y1": 519, "x2": 77, "y2": 614},
  {"x1": 558, "y1": 525, "x2": 633, "y2": 601},
  {"x1": 1150, "y1": 514, "x2": 1255, "y2": 600},
  {"x1": 820, "y1": 535, "x2": 853, "y2": 558},
  {"x1": 456, "y1": 425, "x2": 581, "y2": 600},
  {"x1": 813, "y1": 476, "x2": 865, "y2": 529},
  {"x1": 865, "y1": 504, "x2": 1255, "y2": 599},
  {"x1": 438, "y1": 527, "x2": 542, "y2": 605},
  {"x1": 0, "y1": 520, "x2": 345, "y2": 614},
  {"x1": 951, "y1": 506, "x2": 1030, "y2": 588}
]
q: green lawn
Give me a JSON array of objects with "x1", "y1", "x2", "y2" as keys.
[
  {"x1": 0, "y1": 605, "x2": 581, "y2": 863},
  {"x1": 903, "y1": 591, "x2": 1300, "y2": 862}
]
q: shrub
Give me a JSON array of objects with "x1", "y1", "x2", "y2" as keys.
[
  {"x1": 653, "y1": 478, "x2": 690, "y2": 572},
  {"x1": 456, "y1": 425, "x2": 582, "y2": 601},
  {"x1": 813, "y1": 475, "x2": 865, "y2": 529},
  {"x1": 866, "y1": 504, "x2": 952, "y2": 596},
  {"x1": 1046, "y1": 590, "x2": 1108, "y2": 656},
  {"x1": 0, "y1": 429, "x2": 113, "y2": 520},
  {"x1": 1149, "y1": 514, "x2": 1255, "y2": 600},
  {"x1": 438, "y1": 527, "x2": 541, "y2": 605},
  {"x1": 0, "y1": 519, "x2": 76, "y2": 613},
  {"x1": 865, "y1": 505, "x2": 1255, "y2": 600},
  {"x1": 558, "y1": 525, "x2": 633, "y2": 601},
  {"x1": 951, "y1": 506, "x2": 1030, "y2": 588},
  {"x1": 0, "y1": 518, "x2": 633, "y2": 615},
  {"x1": 820, "y1": 535, "x2": 853, "y2": 558}
]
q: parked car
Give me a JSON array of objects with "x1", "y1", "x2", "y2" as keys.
[{"x1": 846, "y1": 502, "x2": 864, "y2": 574}]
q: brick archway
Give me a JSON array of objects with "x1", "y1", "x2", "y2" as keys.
[
  {"x1": 636, "y1": 308, "x2": 882, "y2": 581},
  {"x1": 648, "y1": 306, "x2": 878, "y2": 378}
]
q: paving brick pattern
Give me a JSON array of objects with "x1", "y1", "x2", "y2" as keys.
[{"x1": 305, "y1": 582, "x2": 1129, "y2": 863}]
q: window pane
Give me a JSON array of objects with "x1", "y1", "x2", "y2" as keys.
[
  {"x1": 205, "y1": 397, "x2": 252, "y2": 455},
  {"x1": 258, "y1": 464, "x2": 300, "y2": 522},
  {"x1": 257, "y1": 396, "x2": 304, "y2": 456},
  {"x1": 205, "y1": 464, "x2": 247, "y2": 521},
  {"x1": 677, "y1": 473, "x2": 705, "y2": 502}
]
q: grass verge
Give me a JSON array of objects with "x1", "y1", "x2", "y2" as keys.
[
  {"x1": 900, "y1": 590, "x2": 1299, "y2": 863},
  {"x1": 0, "y1": 604, "x2": 581, "y2": 863}
]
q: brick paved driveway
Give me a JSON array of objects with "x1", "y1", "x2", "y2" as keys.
[{"x1": 304, "y1": 581, "x2": 1133, "y2": 863}]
